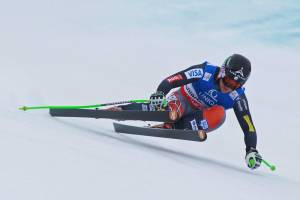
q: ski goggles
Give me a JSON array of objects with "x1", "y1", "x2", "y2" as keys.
[{"x1": 222, "y1": 76, "x2": 241, "y2": 90}]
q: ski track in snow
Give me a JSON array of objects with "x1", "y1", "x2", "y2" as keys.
[{"x1": 1, "y1": 0, "x2": 300, "y2": 199}]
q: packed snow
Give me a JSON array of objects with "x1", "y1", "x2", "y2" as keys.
[{"x1": 0, "y1": 1, "x2": 299, "y2": 199}]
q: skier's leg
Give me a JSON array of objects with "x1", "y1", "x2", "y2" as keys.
[
  {"x1": 175, "y1": 105, "x2": 226, "y2": 132},
  {"x1": 203, "y1": 105, "x2": 226, "y2": 132},
  {"x1": 166, "y1": 90, "x2": 194, "y2": 120},
  {"x1": 153, "y1": 90, "x2": 194, "y2": 129}
]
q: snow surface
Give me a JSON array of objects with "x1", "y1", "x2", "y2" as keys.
[{"x1": 1, "y1": 1, "x2": 300, "y2": 199}]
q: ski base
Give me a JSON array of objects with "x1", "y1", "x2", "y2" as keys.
[
  {"x1": 113, "y1": 122, "x2": 206, "y2": 142},
  {"x1": 49, "y1": 109, "x2": 175, "y2": 123}
]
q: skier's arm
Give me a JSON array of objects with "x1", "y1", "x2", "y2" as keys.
[
  {"x1": 156, "y1": 63, "x2": 207, "y2": 95},
  {"x1": 233, "y1": 93, "x2": 257, "y2": 152}
]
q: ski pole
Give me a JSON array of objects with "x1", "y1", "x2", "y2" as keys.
[
  {"x1": 261, "y1": 159, "x2": 276, "y2": 171},
  {"x1": 19, "y1": 99, "x2": 149, "y2": 111}
]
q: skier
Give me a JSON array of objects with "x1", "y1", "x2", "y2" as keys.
[{"x1": 110, "y1": 54, "x2": 262, "y2": 170}]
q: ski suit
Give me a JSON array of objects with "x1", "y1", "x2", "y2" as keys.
[
  {"x1": 155, "y1": 62, "x2": 257, "y2": 152},
  {"x1": 120, "y1": 62, "x2": 257, "y2": 151}
]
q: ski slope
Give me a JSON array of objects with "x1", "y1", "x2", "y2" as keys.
[{"x1": 1, "y1": 1, "x2": 300, "y2": 199}]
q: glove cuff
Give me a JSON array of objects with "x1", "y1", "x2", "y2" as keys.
[{"x1": 246, "y1": 146, "x2": 257, "y2": 153}]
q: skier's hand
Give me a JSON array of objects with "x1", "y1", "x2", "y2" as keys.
[
  {"x1": 149, "y1": 91, "x2": 167, "y2": 111},
  {"x1": 245, "y1": 147, "x2": 262, "y2": 170}
]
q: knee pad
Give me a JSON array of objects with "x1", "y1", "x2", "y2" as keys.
[{"x1": 203, "y1": 105, "x2": 226, "y2": 132}]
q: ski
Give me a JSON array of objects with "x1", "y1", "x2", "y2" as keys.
[
  {"x1": 49, "y1": 109, "x2": 175, "y2": 123},
  {"x1": 113, "y1": 122, "x2": 207, "y2": 142}
]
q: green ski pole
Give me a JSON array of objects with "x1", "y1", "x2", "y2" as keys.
[
  {"x1": 262, "y1": 159, "x2": 276, "y2": 171},
  {"x1": 19, "y1": 99, "x2": 149, "y2": 111}
]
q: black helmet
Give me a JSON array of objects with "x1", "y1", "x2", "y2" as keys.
[{"x1": 222, "y1": 54, "x2": 251, "y2": 86}]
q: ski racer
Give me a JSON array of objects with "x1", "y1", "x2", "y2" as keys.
[{"x1": 110, "y1": 54, "x2": 262, "y2": 170}]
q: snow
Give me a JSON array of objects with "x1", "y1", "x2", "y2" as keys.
[{"x1": 0, "y1": 0, "x2": 300, "y2": 199}]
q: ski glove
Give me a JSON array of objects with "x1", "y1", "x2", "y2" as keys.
[
  {"x1": 149, "y1": 91, "x2": 167, "y2": 111},
  {"x1": 245, "y1": 147, "x2": 262, "y2": 170}
]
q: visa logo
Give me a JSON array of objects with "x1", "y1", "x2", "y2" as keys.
[{"x1": 185, "y1": 68, "x2": 203, "y2": 79}]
